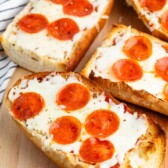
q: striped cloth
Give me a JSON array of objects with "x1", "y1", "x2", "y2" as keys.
[{"x1": 0, "y1": 0, "x2": 28, "y2": 103}]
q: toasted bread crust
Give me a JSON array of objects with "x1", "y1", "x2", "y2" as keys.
[
  {"x1": 5, "y1": 72, "x2": 165, "y2": 168},
  {"x1": 126, "y1": 0, "x2": 168, "y2": 41},
  {"x1": 82, "y1": 24, "x2": 168, "y2": 116},
  {"x1": 1, "y1": 0, "x2": 114, "y2": 72},
  {"x1": 89, "y1": 75, "x2": 168, "y2": 116}
]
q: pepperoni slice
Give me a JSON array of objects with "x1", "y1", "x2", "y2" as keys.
[
  {"x1": 47, "y1": 18, "x2": 79, "y2": 40},
  {"x1": 163, "y1": 84, "x2": 168, "y2": 101},
  {"x1": 63, "y1": 0, "x2": 93, "y2": 17},
  {"x1": 56, "y1": 83, "x2": 90, "y2": 111},
  {"x1": 155, "y1": 57, "x2": 168, "y2": 82},
  {"x1": 161, "y1": 11, "x2": 168, "y2": 31},
  {"x1": 17, "y1": 14, "x2": 49, "y2": 33},
  {"x1": 112, "y1": 59, "x2": 143, "y2": 81},
  {"x1": 50, "y1": 0, "x2": 67, "y2": 4},
  {"x1": 139, "y1": 0, "x2": 166, "y2": 12},
  {"x1": 12, "y1": 92, "x2": 45, "y2": 120},
  {"x1": 49, "y1": 116, "x2": 82, "y2": 144},
  {"x1": 123, "y1": 36, "x2": 152, "y2": 61},
  {"x1": 79, "y1": 137, "x2": 114, "y2": 163},
  {"x1": 85, "y1": 109, "x2": 120, "y2": 138}
]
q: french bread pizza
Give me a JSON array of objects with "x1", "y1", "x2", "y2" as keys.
[
  {"x1": 0, "y1": 0, "x2": 114, "y2": 72},
  {"x1": 6, "y1": 72, "x2": 165, "y2": 168},
  {"x1": 126, "y1": 0, "x2": 168, "y2": 41},
  {"x1": 82, "y1": 24, "x2": 168, "y2": 116}
]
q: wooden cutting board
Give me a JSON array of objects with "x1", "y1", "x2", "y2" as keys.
[{"x1": 0, "y1": 0, "x2": 168, "y2": 167}]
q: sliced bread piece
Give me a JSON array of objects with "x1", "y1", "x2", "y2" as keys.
[
  {"x1": 1, "y1": 0, "x2": 114, "y2": 72},
  {"x1": 82, "y1": 24, "x2": 168, "y2": 116},
  {"x1": 6, "y1": 71, "x2": 165, "y2": 168}
]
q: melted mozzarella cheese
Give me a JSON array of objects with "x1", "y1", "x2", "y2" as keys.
[
  {"x1": 133, "y1": 0, "x2": 168, "y2": 31},
  {"x1": 8, "y1": 73, "x2": 147, "y2": 168},
  {"x1": 90, "y1": 28, "x2": 167, "y2": 100},
  {"x1": 4, "y1": 0, "x2": 109, "y2": 61}
]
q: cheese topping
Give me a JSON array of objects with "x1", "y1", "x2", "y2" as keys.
[
  {"x1": 90, "y1": 27, "x2": 167, "y2": 100},
  {"x1": 3, "y1": 0, "x2": 109, "y2": 61},
  {"x1": 8, "y1": 73, "x2": 147, "y2": 168}
]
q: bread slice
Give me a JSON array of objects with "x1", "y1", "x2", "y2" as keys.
[
  {"x1": 82, "y1": 24, "x2": 168, "y2": 116},
  {"x1": 6, "y1": 72, "x2": 165, "y2": 168},
  {"x1": 1, "y1": 0, "x2": 114, "y2": 72},
  {"x1": 126, "y1": 0, "x2": 168, "y2": 41}
]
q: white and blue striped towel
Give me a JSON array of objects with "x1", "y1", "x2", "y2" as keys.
[{"x1": 0, "y1": 0, "x2": 28, "y2": 103}]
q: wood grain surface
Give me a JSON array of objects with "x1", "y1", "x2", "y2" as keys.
[{"x1": 0, "y1": 0, "x2": 168, "y2": 167}]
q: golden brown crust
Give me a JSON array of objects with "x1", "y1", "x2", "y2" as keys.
[
  {"x1": 126, "y1": 0, "x2": 168, "y2": 41},
  {"x1": 152, "y1": 28, "x2": 168, "y2": 42},
  {"x1": 1, "y1": 0, "x2": 114, "y2": 72},
  {"x1": 89, "y1": 75, "x2": 168, "y2": 116},
  {"x1": 1, "y1": 39, "x2": 67, "y2": 72},
  {"x1": 0, "y1": 34, "x2": 2, "y2": 42},
  {"x1": 5, "y1": 72, "x2": 166, "y2": 168}
]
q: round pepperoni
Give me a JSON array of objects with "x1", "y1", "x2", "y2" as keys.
[
  {"x1": 85, "y1": 109, "x2": 120, "y2": 138},
  {"x1": 50, "y1": 0, "x2": 67, "y2": 4},
  {"x1": 12, "y1": 92, "x2": 45, "y2": 120},
  {"x1": 49, "y1": 116, "x2": 82, "y2": 144},
  {"x1": 79, "y1": 137, "x2": 114, "y2": 163},
  {"x1": 140, "y1": 0, "x2": 166, "y2": 12},
  {"x1": 155, "y1": 57, "x2": 168, "y2": 82},
  {"x1": 56, "y1": 83, "x2": 90, "y2": 111},
  {"x1": 17, "y1": 14, "x2": 49, "y2": 33},
  {"x1": 112, "y1": 59, "x2": 143, "y2": 82},
  {"x1": 123, "y1": 36, "x2": 152, "y2": 61},
  {"x1": 161, "y1": 11, "x2": 168, "y2": 31},
  {"x1": 47, "y1": 18, "x2": 79, "y2": 40},
  {"x1": 63, "y1": 0, "x2": 93, "y2": 17}
]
